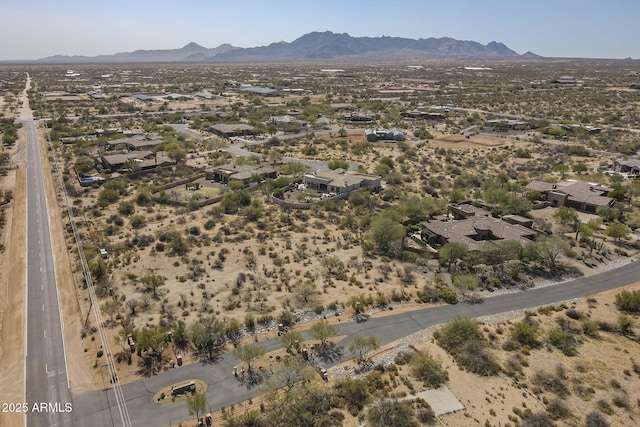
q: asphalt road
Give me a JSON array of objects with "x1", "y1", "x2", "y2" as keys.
[
  {"x1": 24, "y1": 120, "x2": 74, "y2": 426},
  {"x1": 73, "y1": 259, "x2": 640, "y2": 427}
]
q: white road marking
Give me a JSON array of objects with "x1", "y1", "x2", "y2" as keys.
[
  {"x1": 45, "y1": 363, "x2": 48, "y2": 373},
  {"x1": 44, "y1": 329, "x2": 46, "y2": 338},
  {"x1": 42, "y1": 304, "x2": 44, "y2": 311}
]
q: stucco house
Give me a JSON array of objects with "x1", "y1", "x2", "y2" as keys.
[
  {"x1": 302, "y1": 169, "x2": 382, "y2": 195},
  {"x1": 209, "y1": 123, "x2": 256, "y2": 138},
  {"x1": 420, "y1": 203, "x2": 537, "y2": 251},
  {"x1": 205, "y1": 164, "x2": 277, "y2": 186},
  {"x1": 613, "y1": 159, "x2": 640, "y2": 176},
  {"x1": 525, "y1": 179, "x2": 614, "y2": 213}
]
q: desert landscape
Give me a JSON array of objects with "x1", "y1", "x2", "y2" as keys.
[{"x1": 2, "y1": 54, "x2": 640, "y2": 427}]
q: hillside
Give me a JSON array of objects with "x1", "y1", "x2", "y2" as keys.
[{"x1": 37, "y1": 31, "x2": 528, "y2": 63}]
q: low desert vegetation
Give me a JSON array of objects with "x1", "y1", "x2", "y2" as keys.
[{"x1": 3, "y1": 60, "x2": 640, "y2": 426}]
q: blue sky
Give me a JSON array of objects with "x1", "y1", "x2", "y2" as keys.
[{"x1": 1, "y1": 0, "x2": 638, "y2": 60}]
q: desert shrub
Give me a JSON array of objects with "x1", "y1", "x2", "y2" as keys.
[
  {"x1": 118, "y1": 201, "x2": 135, "y2": 216},
  {"x1": 596, "y1": 399, "x2": 614, "y2": 415},
  {"x1": 366, "y1": 399, "x2": 416, "y2": 427},
  {"x1": 435, "y1": 316, "x2": 501, "y2": 376},
  {"x1": 546, "y1": 327, "x2": 578, "y2": 356},
  {"x1": 435, "y1": 316, "x2": 483, "y2": 352},
  {"x1": 505, "y1": 354, "x2": 524, "y2": 375},
  {"x1": 394, "y1": 351, "x2": 413, "y2": 366},
  {"x1": 520, "y1": 410, "x2": 555, "y2": 427},
  {"x1": 612, "y1": 394, "x2": 630, "y2": 408},
  {"x1": 130, "y1": 215, "x2": 146, "y2": 229},
  {"x1": 107, "y1": 214, "x2": 125, "y2": 227},
  {"x1": 220, "y1": 189, "x2": 251, "y2": 214},
  {"x1": 556, "y1": 144, "x2": 591, "y2": 157},
  {"x1": 417, "y1": 286, "x2": 438, "y2": 303},
  {"x1": 327, "y1": 159, "x2": 350, "y2": 170},
  {"x1": 555, "y1": 317, "x2": 581, "y2": 335},
  {"x1": 409, "y1": 350, "x2": 449, "y2": 387},
  {"x1": 334, "y1": 378, "x2": 370, "y2": 414},
  {"x1": 580, "y1": 318, "x2": 600, "y2": 338},
  {"x1": 278, "y1": 311, "x2": 295, "y2": 327},
  {"x1": 364, "y1": 371, "x2": 389, "y2": 394},
  {"x1": 436, "y1": 287, "x2": 458, "y2": 304},
  {"x1": 511, "y1": 321, "x2": 540, "y2": 348},
  {"x1": 585, "y1": 411, "x2": 610, "y2": 427},
  {"x1": 135, "y1": 191, "x2": 153, "y2": 206},
  {"x1": 533, "y1": 367, "x2": 570, "y2": 398},
  {"x1": 598, "y1": 321, "x2": 617, "y2": 333},
  {"x1": 618, "y1": 314, "x2": 635, "y2": 336},
  {"x1": 97, "y1": 188, "x2": 119, "y2": 207},
  {"x1": 168, "y1": 233, "x2": 189, "y2": 256},
  {"x1": 572, "y1": 378, "x2": 596, "y2": 400},
  {"x1": 416, "y1": 406, "x2": 436, "y2": 424},
  {"x1": 565, "y1": 309, "x2": 584, "y2": 320},
  {"x1": 615, "y1": 290, "x2": 640, "y2": 314},
  {"x1": 131, "y1": 234, "x2": 155, "y2": 248},
  {"x1": 546, "y1": 398, "x2": 571, "y2": 420},
  {"x1": 457, "y1": 341, "x2": 501, "y2": 376}
]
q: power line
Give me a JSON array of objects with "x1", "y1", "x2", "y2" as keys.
[{"x1": 39, "y1": 86, "x2": 132, "y2": 427}]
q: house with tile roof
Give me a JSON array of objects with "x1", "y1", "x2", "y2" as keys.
[{"x1": 420, "y1": 203, "x2": 538, "y2": 251}]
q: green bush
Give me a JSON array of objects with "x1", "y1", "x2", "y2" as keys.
[
  {"x1": 130, "y1": 215, "x2": 146, "y2": 229},
  {"x1": 547, "y1": 327, "x2": 577, "y2": 356},
  {"x1": 409, "y1": 350, "x2": 449, "y2": 387},
  {"x1": 615, "y1": 290, "x2": 640, "y2": 314},
  {"x1": 436, "y1": 287, "x2": 458, "y2": 304},
  {"x1": 435, "y1": 316, "x2": 483, "y2": 352},
  {"x1": 511, "y1": 321, "x2": 540, "y2": 348}
]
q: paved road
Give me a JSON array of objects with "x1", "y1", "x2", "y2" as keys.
[
  {"x1": 25, "y1": 119, "x2": 74, "y2": 426},
  {"x1": 73, "y1": 260, "x2": 640, "y2": 427}
]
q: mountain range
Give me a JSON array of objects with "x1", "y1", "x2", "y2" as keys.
[{"x1": 38, "y1": 31, "x2": 537, "y2": 63}]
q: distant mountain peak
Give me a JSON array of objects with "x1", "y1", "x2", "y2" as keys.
[
  {"x1": 521, "y1": 51, "x2": 544, "y2": 59},
  {"x1": 182, "y1": 42, "x2": 205, "y2": 49},
  {"x1": 36, "y1": 32, "x2": 531, "y2": 63}
]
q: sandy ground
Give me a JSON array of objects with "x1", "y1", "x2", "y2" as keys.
[{"x1": 438, "y1": 282, "x2": 640, "y2": 426}]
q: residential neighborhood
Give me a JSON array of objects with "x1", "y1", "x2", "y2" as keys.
[{"x1": 2, "y1": 27, "x2": 640, "y2": 427}]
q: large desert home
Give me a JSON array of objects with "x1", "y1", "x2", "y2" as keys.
[
  {"x1": 205, "y1": 164, "x2": 278, "y2": 186},
  {"x1": 525, "y1": 179, "x2": 615, "y2": 213},
  {"x1": 421, "y1": 204, "x2": 538, "y2": 251},
  {"x1": 613, "y1": 158, "x2": 640, "y2": 176},
  {"x1": 302, "y1": 169, "x2": 382, "y2": 195}
]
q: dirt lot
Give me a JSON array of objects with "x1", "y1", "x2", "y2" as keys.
[{"x1": 441, "y1": 282, "x2": 640, "y2": 426}]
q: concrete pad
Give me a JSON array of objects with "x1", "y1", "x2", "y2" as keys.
[{"x1": 405, "y1": 386, "x2": 465, "y2": 416}]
